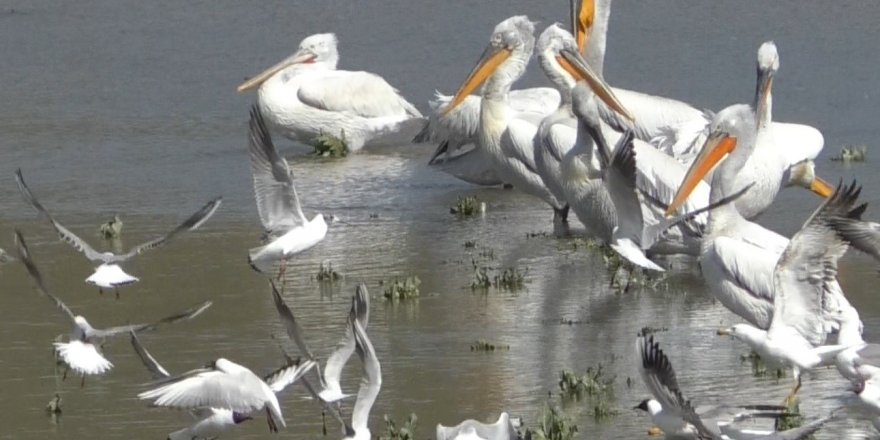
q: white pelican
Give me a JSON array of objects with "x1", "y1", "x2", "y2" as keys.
[
  {"x1": 15, "y1": 231, "x2": 212, "y2": 382},
  {"x1": 238, "y1": 33, "x2": 425, "y2": 152},
  {"x1": 423, "y1": 88, "x2": 560, "y2": 186},
  {"x1": 442, "y1": 16, "x2": 631, "y2": 218},
  {"x1": 271, "y1": 281, "x2": 368, "y2": 404},
  {"x1": 635, "y1": 333, "x2": 833, "y2": 439},
  {"x1": 130, "y1": 331, "x2": 315, "y2": 440},
  {"x1": 246, "y1": 106, "x2": 337, "y2": 276},
  {"x1": 717, "y1": 182, "x2": 866, "y2": 404},
  {"x1": 16, "y1": 169, "x2": 221, "y2": 298},
  {"x1": 436, "y1": 412, "x2": 518, "y2": 440}
]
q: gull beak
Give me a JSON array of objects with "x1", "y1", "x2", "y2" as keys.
[
  {"x1": 717, "y1": 327, "x2": 732, "y2": 336},
  {"x1": 810, "y1": 176, "x2": 834, "y2": 198},
  {"x1": 237, "y1": 50, "x2": 316, "y2": 93},
  {"x1": 442, "y1": 45, "x2": 512, "y2": 116},
  {"x1": 666, "y1": 131, "x2": 737, "y2": 216},
  {"x1": 558, "y1": 48, "x2": 634, "y2": 122},
  {"x1": 572, "y1": 0, "x2": 595, "y2": 53}
]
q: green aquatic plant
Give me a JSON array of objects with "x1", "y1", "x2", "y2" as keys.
[
  {"x1": 775, "y1": 398, "x2": 803, "y2": 432},
  {"x1": 379, "y1": 413, "x2": 418, "y2": 440},
  {"x1": 471, "y1": 266, "x2": 491, "y2": 290},
  {"x1": 558, "y1": 364, "x2": 614, "y2": 398},
  {"x1": 524, "y1": 403, "x2": 578, "y2": 440},
  {"x1": 494, "y1": 267, "x2": 527, "y2": 290},
  {"x1": 313, "y1": 131, "x2": 348, "y2": 157},
  {"x1": 314, "y1": 260, "x2": 342, "y2": 282},
  {"x1": 470, "y1": 340, "x2": 509, "y2": 351},
  {"x1": 450, "y1": 195, "x2": 482, "y2": 217},
  {"x1": 98, "y1": 214, "x2": 123, "y2": 239},
  {"x1": 383, "y1": 276, "x2": 421, "y2": 301},
  {"x1": 830, "y1": 145, "x2": 866, "y2": 162}
]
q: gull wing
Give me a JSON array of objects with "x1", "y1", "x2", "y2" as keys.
[
  {"x1": 269, "y1": 280, "x2": 316, "y2": 361},
  {"x1": 129, "y1": 331, "x2": 171, "y2": 379},
  {"x1": 16, "y1": 169, "x2": 108, "y2": 263},
  {"x1": 248, "y1": 105, "x2": 307, "y2": 234},
  {"x1": 770, "y1": 181, "x2": 864, "y2": 346},
  {"x1": 637, "y1": 334, "x2": 720, "y2": 439},
  {"x1": 89, "y1": 300, "x2": 212, "y2": 340},
  {"x1": 264, "y1": 358, "x2": 316, "y2": 394},
  {"x1": 603, "y1": 130, "x2": 644, "y2": 246},
  {"x1": 297, "y1": 70, "x2": 422, "y2": 118},
  {"x1": 829, "y1": 216, "x2": 880, "y2": 263},
  {"x1": 323, "y1": 283, "x2": 371, "y2": 395},
  {"x1": 138, "y1": 362, "x2": 267, "y2": 414},
  {"x1": 114, "y1": 197, "x2": 221, "y2": 262},
  {"x1": 14, "y1": 231, "x2": 77, "y2": 324},
  {"x1": 350, "y1": 317, "x2": 381, "y2": 433}
]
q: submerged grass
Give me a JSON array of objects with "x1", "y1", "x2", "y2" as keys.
[{"x1": 470, "y1": 340, "x2": 510, "y2": 351}]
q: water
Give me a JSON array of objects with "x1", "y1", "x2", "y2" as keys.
[{"x1": 1, "y1": 0, "x2": 879, "y2": 438}]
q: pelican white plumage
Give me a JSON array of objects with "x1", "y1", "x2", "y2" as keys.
[
  {"x1": 238, "y1": 33, "x2": 425, "y2": 152},
  {"x1": 271, "y1": 281, "x2": 369, "y2": 404},
  {"x1": 436, "y1": 412, "x2": 518, "y2": 440},
  {"x1": 16, "y1": 169, "x2": 221, "y2": 298},
  {"x1": 14, "y1": 231, "x2": 212, "y2": 381},
  {"x1": 635, "y1": 333, "x2": 833, "y2": 440},
  {"x1": 442, "y1": 16, "x2": 632, "y2": 219},
  {"x1": 246, "y1": 105, "x2": 336, "y2": 275},
  {"x1": 666, "y1": 104, "x2": 855, "y2": 333},
  {"x1": 717, "y1": 181, "x2": 866, "y2": 404},
  {"x1": 130, "y1": 331, "x2": 314, "y2": 439}
]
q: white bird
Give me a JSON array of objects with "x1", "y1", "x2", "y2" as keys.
[
  {"x1": 16, "y1": 169, "x2": 221, "y2": 298},
  {"x1": 717, "y1": 181, "x2": 867, "y2": 404},
  {"x1": 237, "y1": 33, "x2": 425, "y2": 152},
  {"x1": 14, "y1": 231, "x2": 212, "y2": 382},
  {"x1": 635, "y1": 333, "x2": 833, "y2": 440},
  {"x1": 442, "y1": 16, "x2": 631, "y2": 219},
  {"x1": 246, "y1": 105, "x2": 337, "y2": 276},
  {"x1": 423, "y1": 88, "x2": 560, "y2": 187},
  {"x1": 271, "y1": 281, "x2": 369, "y2": 404},
  {"x1": 129, "y1": 331, "x2": 314, "y2": 440},
  {"x1": 436, "y1": 412, "x2": 518, "y2": 440}
]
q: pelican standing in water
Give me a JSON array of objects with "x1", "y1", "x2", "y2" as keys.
[
  {"x1": 666, "y1": 104, "x2": 855, "y2": 333},
  {"x1": 238, "y1": 33, "x2": 425, "y2": 152},
  {"x1": 442, "y1": 16, "x2": 631, "y2": 219}
]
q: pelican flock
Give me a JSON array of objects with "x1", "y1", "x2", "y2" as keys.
[{"x1": 7, "y1": 0, "x2": 880, "y2": 438}]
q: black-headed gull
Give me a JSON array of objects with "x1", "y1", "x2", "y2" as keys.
[{"x1": 16, "y1": 168, "x2": 221, "y2": 298}]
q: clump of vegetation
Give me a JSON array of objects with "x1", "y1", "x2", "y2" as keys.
[
  {"x1": 450, "y1": 195, "x2": 482, "y2": 217},
  {"x1": 524, "y1": 403, "x2": 578, "y2": 440},
  {"x1": 471, "y1": 266, "x2": 491, "y2": 290},
  {"x1": 383, "y1": 276, "x2": 421, "y2": 301},
  {"x1": 775, "y1": 398, "x2": 802, "y2": 432},
  {"x1": 45, "y1": 393, "x2": 62, "y2": 415},
  {"x1": 470, "y1": 340, "x2": 510, "y2": 351},
  {"x1": 379, "y1": 413, "x2": 417, "y2": 440},
  {"x1": 463, "y1": 240, "x2": 477, "y2": 248},
  {"x1": 314, "y1": 261, "x2": 342, "y2": 282},
  {"x1": 98, "y1": 214, "x2": 123, "y2": 239},
  {"x1": 494, "y1": 267, "x2": 527, "y2": 290},
  {"x1": 313, "y1": 131, "x2": 348, "y2": 157},
  {"x1": 526, "y1": 231, "x2": 548, "y2": 238},
  {"x1": 570, "y1": 237, "x2": 601, "y2": 251},
  {"x1": 558, "y1": 364, "x2": 614, "y2": 398},
  {"x1": 740, "y1": 351, "x2": 785, "y2": 379},
  {"x1": 831, "y1": 145, "x2": 866, "y2": 162}
]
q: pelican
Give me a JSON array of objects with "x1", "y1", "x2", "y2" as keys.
[
  {"x1": 271, "y1": 281, "x2": 368, "y2": 404},
  {"x1": 717, "y1": 181, "x2": 866, "y2": 404},
  {"x1": 436, "y1": 412, "x2": 518, "y2": 440},
  {"x1": 14, "y1": 231, "x2": 212, "y2": 382},
  {"x1": 442, "y1": 16, "x2": 631, "y2": 219},
  {"x1": 246, "y1": 105, "x2": 337, "y2": 276},
  {"x1": 422, "y1": 88, "x2": 559, "y2": 187},
  {"x1": 666, "y1": 104, "x2": 853, "y2": 332},
  {"x1": 635, "y1": 332, "x2": 833, "y2": 439},
  {"x1": 16, "y1": 169, "x2": 221, "y2": 298},
  {"x1": 238, "y1": 33, "x2": 425, "y2": 152},
  {"x1": 129, "y1": 331, "x2": 315, "y2": 440},
  {"x1": 574, "y1": 1, "x2": 831, "y2": 217}
]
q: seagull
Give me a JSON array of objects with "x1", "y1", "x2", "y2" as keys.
[
  {"x1": 436, "y1": 412, "x2": 518, "y2": 440},
  {"x1": 340, "y1": 313, "x2": 382, "y2": 440},
  {"x1": 14, "y1": 231, "x2": 212, "y2": 383},
  {"x1": 635, "y1": 332, "x2": 833, "y2": 439},
  {"x1": 246, "y1": 105, "x2": 336, "y2": 276},
  {"x1": 271, "y1": 281, "x2": 369, "y2": 404},
  {"x1": 718, "y1": 181, "x2": 867, "y2": 405},
  {"x1": 130, "y1": 331, "x2": 314, "y2": 439},
  {"x1": 16, "y1": 169, "x2": 221, "y2": 298}
]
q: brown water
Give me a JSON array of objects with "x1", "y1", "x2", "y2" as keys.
[{"x1": 2, "y1": 0, "x2": 880, "y2": 438}]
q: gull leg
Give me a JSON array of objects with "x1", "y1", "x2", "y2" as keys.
[
  {"x1": 783, "y1": 375, "x2": 802, "y2": 407},
  {"x1": 62, "y1": 368, "x2": 68, "y2": 381},
  {"x1": 98, "y1": 288, "x2": 103, "y2": 296},
  {"x1": 266, "y1": 408, "x2": 277, "y2": 433},
  {"x1": 115, "y1": 288, "x2": 120, "y2": 300},
  {"x1": 321, "y1": 410, "x2": 327, "y2": 436},
  {"x1": 276, "y1": 258, "x2": 287, "y2": 281},
  {"x1": 80, "y1": 375, "x2": 85, "y2": 388}
]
